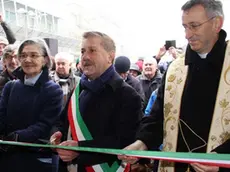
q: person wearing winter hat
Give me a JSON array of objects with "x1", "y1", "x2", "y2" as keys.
[
  {"x1": 74, "y1": 57, "x2": 82, "y2": 77},
  {"x1": 129, "y1": 63, "x2": 141, "y2": 77},
  {"x1": 0, "y1": 36, "x2": 9, "y2": 49},
  {"x1": 0, "y1": 36, "x2": 9, "y2": 72},
  {"x1": 114, "y1": 56, "x2": 130, "y2": 79},
  {"x1": 115, "y1": 56, "x2": 145, "y2": 109}
]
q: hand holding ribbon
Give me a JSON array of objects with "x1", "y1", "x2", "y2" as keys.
[
  {"x1": 57, "y1": 140, "x2": 79, "y2": 162},
  {"x1": 191, "y1": 163, "x2": 219, "y2": 172},
  {"x1": 50, "y1": 131, "x2": 62, "y2": 145},
  {"x1": 118, "y1": 140, "x2": 148, "y2": 164},
  {"x1": 191, "y1": 152, "x2": 219, "y2": 172},
  {"x1": 50, "y1": 131, "x2": 79, "y2": 162}
]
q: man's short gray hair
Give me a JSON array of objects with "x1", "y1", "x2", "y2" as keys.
[
  {"x1": 181, "y1": 0, "x2": 224, "y2": 18},
  {"x1": 143, "y1": 57, "x2": 157, "y2": 65},
  {"x1": 55, "y1": 52, "x2": 74, "y2": 64},
  {"x1": 3, "y1": 44, "x2": 18, "y2": 60}
]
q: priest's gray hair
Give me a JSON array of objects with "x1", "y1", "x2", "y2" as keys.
[{"x1": 181, "y1": 0, "x2": 224, "y2": 19}]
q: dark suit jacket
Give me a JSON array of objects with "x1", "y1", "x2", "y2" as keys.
[{"x1": 55, "y1": 72, "x2": 143, "y2": 171}]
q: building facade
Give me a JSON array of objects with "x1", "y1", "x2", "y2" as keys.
[{"x1": 0, "y1": 0, "x2": 81, "y2": 55}]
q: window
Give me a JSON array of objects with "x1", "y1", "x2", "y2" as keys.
[{"x1": 5, "y1": 10, "x2": 16, "y2": 25}]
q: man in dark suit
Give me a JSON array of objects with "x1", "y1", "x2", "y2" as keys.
[{"x1": 51, "y1": 31, "x2": 143, "y2": 172}]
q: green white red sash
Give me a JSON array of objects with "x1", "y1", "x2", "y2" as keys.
[{"x1": 68, "y1": 83, "x2": 130, "y2": 172}]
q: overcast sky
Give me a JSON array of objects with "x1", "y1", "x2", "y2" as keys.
[
  {"x1": 63, "y1": 0, "x2": 187, "y2": 57},
  {"x1": 16, "y1": 0, "x2": 230, "y2": 57},
  {"x1": 71, "y1": 0, "x2": 230, "y2": 57}
]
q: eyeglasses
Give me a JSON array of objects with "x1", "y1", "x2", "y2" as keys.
[
  {"x1": 183, "y1": 16, "x2": 215, "y2": 32},
  {"x1": 19, "y1": 53, "x2": 43, "y2": 60},
  {"x1": 5, "y1": 54, "x2": 18, "y2": 61}
]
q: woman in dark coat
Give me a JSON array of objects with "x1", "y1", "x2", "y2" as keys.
[{"x1": 0, "y1": 38, "x2": 63, "y2": 172}]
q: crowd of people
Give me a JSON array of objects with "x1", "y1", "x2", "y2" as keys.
[{"x1": 0, "y1": 0, "x2": 229, "y2": 172}]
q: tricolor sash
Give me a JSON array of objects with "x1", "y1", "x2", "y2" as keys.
[
  {"x1": 68, "y1": 84, "x2": 129, "y2": 172},
  {"x1": 159, "y1": 41, "x2": 230, "y2": 172}
]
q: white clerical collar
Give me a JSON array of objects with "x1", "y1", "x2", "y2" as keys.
[
  {"x1": 24, "y1": 71, "x2": 43, "y2": 86},
  {"x1": 198, "y1": 53, "x2": 208, "y2": 59}
]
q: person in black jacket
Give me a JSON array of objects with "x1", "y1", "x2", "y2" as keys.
[
  {"x1": 114, "y1": 55, "x2": 145, "y2": 110},
  {"x1": 50, "y1": 31, "x2": 142, "y2": 172}
]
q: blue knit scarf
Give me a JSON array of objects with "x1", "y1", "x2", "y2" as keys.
[{"x1": 79, "y1": 65, "x2": 115, "y2": 114}]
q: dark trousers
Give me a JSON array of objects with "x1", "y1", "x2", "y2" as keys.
[{"x1": 0, "y1": 152, "x2": 52, "y2": 172}]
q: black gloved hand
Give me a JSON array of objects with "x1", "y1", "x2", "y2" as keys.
[
  {"x1": 3, "y1": 132, "x2": 19, "y2": 141},
  {"x1": 0, "y1": 132, "x2": 19, "y2": 152}
]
